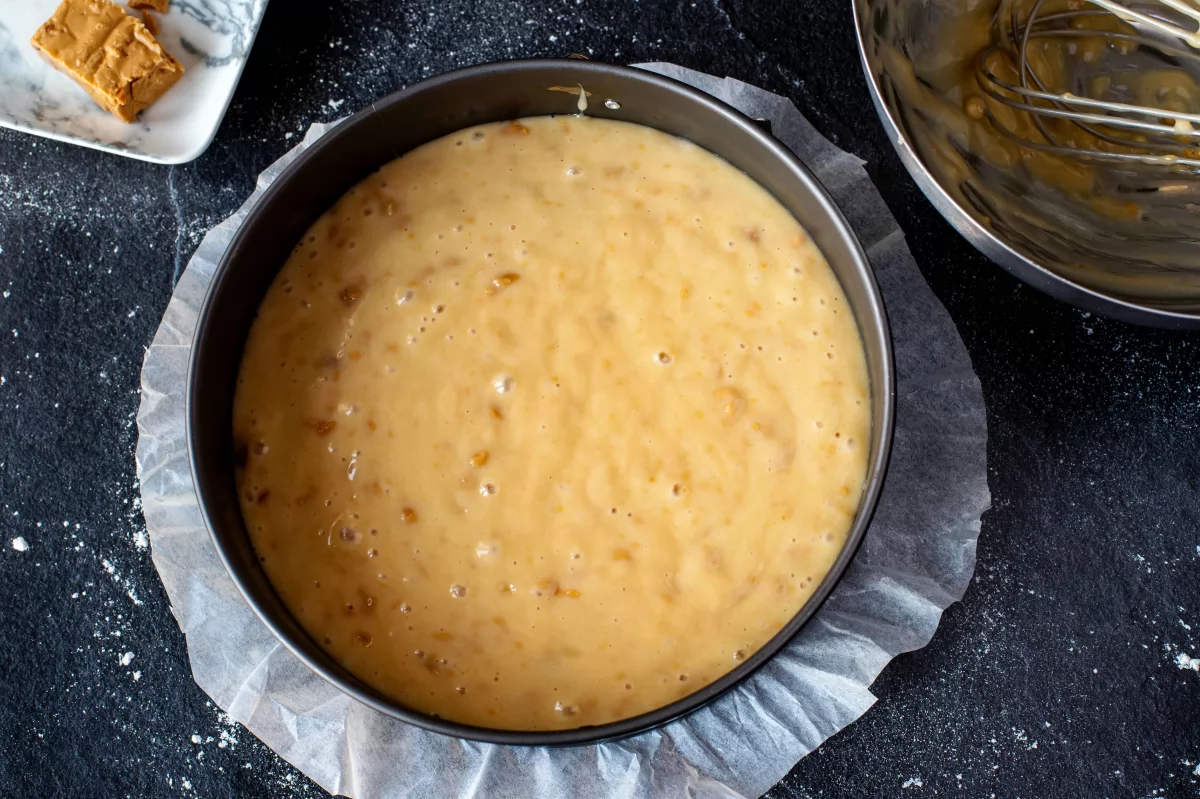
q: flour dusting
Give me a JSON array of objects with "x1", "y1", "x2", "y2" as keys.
[{"x1": 100, "y1": 557, "x2": 144, "y2": 606}]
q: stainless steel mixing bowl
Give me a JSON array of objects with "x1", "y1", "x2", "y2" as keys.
[{"x1": 853, "y1": 0, "x2": 1200, "y2": 329}]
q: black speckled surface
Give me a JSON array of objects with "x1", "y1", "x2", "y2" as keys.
[{"x1": 1, "y1": 1, "x2": 1198, "y2": 797}]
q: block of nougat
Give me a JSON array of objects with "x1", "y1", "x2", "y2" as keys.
[{"x1": 31, "y1": 0, "x2": 184, "y2": 124}]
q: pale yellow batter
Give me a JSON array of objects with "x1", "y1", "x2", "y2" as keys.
[{"x1": 234, "y1": 116, "x2": 871, "y2": 730}]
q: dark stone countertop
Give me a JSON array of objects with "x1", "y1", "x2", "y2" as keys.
[{"x1": 1, "y1": 1, "x2": 1197, "y2": 797}]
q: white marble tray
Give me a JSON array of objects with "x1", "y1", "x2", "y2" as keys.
[{"x1": 0, "y1": 0, "x2": 268, "y2": 164}]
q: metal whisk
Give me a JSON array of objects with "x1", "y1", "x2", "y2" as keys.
[{"x1": 974, "y1": 0, "x2": 1200, "y2": 169}]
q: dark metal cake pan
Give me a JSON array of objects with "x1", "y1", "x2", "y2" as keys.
[{"x1": 187, "y1": 59, "x2": 895, "y2": 746}]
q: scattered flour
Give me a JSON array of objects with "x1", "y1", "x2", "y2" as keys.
[
  {"x1": 901, "y1": 776, "x2": 924, "y2": 789},
  {"x1": 215, "y1": 710, "x2": 241, "y2": 750},
  {"x1": 1176, "y1": 652, "x2": 1200, "y2": 672},
  {"x1": 11, "y1": 536, "x2": 28, "y2": 552},
  {"x1": 100, "y1": 557, "x2": 143, "y2": 606},
  {"x1": 1012, "y1": 728, "x2": 1039, "y2": 750},
  {"x1": 119, "y1": 651, "x2": 134, "y2": 666}
]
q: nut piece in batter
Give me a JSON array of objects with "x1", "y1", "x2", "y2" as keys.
[
  {"x1": 128, "y1": 0, "x2": 170, "y2": 11},
  {"x1": 30, "y1": 0, "x2": 184, "y2": 124}
]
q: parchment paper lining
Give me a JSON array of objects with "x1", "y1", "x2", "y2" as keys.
[{"x1": 136, "y1": 63, "x2": 989, "y2": 799}]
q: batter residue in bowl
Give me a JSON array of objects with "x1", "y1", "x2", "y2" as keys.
[
  {"x1": 234, "y1": 116, "x2": 870, "y2": 730},
  {"x1": 873, "y1": 0, "x2": 1200, "y2": 304}
]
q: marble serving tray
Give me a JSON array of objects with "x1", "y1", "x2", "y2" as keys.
[{"x1": 0, "y1": 0, "x2": 268, "y2": 164}]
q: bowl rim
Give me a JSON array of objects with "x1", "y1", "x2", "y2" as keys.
[
  {"x1": 851, "y1": 0, "x2": 1200, "y2": 331},
  {"x1": 187, "y1": 58, "x2": 896, "y2": 746}
]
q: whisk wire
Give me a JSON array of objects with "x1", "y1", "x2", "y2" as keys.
[
  {"x1": 1089, "y1": 0, "x2": 1200, "y2": 45},
  {"x1": 979, "y1": 58, "x2": 1200, "y2": 134},
  {"x1": 975, "y1": 0, "x2": 1200, "y2": 170},
  {"x1": 1018, "y1": 0, "x2": 1067, "y2": 150}
]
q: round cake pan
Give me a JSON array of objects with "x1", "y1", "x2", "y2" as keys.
[
  {"x1": 853, "y1": 0, "x2": 1200, "y2": 330},
  {"x1": 187, "y1": 59, "x2": 896, "y2": 746}
]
